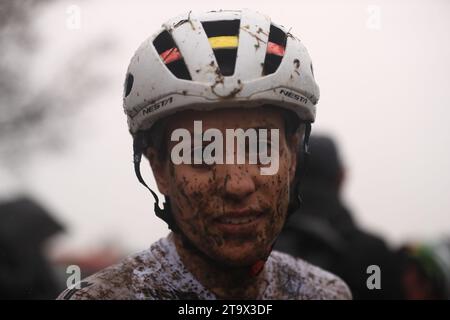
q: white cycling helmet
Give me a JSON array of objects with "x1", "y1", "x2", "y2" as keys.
[{"x1": 123, "y1": 9, "x2": 319, "y2": 135}]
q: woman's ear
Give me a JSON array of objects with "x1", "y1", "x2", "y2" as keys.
[{"x1": 146, "y1": 146, "x2": 170, "y2": 195}]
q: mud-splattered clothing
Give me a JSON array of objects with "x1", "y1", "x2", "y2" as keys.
[{"x1": 57, "y1": 234, "x2": 351, "y2": 300}]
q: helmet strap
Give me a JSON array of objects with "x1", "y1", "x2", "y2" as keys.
[{"x1": 133, "y1": 131, "x2": 179, "y2": 232}]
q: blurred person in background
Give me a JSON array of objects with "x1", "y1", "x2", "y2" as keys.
[
  {"x1": 0, "y1": 197, "x2": 64, "y2": 299},
  {"x1": 275, "y1": 135, "x2": 450, "y2": 299},
  {"x1": 399, "y1": 240, "x2": 450, "y2": 299},
  {"x1": 275, "y1": 135, "x2": 405, "y2": 299}
]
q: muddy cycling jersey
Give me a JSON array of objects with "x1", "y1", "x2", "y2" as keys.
[{"x1": 57, "y1": 233, "x2": 351, "y2": 300}]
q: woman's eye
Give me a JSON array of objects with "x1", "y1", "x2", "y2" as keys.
[
  {"x1": 190, "y1": 147, "x2": 214, "y2": 170},
  {"x1": 190, "y1": 162, "x2": 214, "y2": 170}
]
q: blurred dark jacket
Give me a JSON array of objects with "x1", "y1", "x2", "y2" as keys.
[
  {"x1": 0, "y1": 197, "x2": 64, "y2": 299},
  {"x1": 275, "y1": 136, "x2": 405, "y2": 299}
]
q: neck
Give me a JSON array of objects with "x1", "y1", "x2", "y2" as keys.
[{"x1": 171, "y1": 233, "x2": 267, "y2": 299}]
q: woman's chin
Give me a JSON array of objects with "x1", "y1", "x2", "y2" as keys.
[{"x1": 206, "y1": 241, "x2": 268, "y2": 267}]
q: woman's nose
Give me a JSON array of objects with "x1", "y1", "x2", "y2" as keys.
[{"x1": 222, "y1": 165, "x2": 256, "y2": 201}]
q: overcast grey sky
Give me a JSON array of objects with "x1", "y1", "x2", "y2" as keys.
[{"x1": 1, "y1": 0, "x2": 449, "y2": 252}]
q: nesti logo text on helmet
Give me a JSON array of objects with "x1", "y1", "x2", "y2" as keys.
[
  {"x1": 278, "y1": 89, "x2": 308, "y2": 104},
  {"x1": 170, "y1": 121, "x2": 280, "y2": 176},
  {"x1": 142, "y1": 97, "x2": 173, "y2": 116}
]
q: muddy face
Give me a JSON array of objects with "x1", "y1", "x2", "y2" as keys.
[{"x1": 148, "y1": 107, "x2": 300, "y2": 267}]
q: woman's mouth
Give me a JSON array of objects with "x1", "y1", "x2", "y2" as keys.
[
  {"x1": 212, "y1": 210, "x2": 266, "y2": 234},
  {"x1": 216, "y1": 213, "x2": 263, "y2": 225}
]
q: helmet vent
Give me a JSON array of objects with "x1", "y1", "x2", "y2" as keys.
[
  {"x1": 124, "y1": 73, "x2": 134, "y2": 97},
  {"x1": 153, "y1": 31, "x2": 192, "y2": 80},
  {"x1": 202, "y1": 20, "x2": 240, "y2": 76},
  {"x1": 262, "y1": 25, "x2": 287, "y2": 75}
]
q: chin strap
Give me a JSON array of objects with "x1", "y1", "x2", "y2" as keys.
[
  {"x1": 288, "y1": 122, "x2": 312, "y2": 216},
  {"x1": 133, "y1": 131, "x2": 179, "y2": 232}
]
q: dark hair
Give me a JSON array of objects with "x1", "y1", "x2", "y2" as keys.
[{"x1": 144, "y1": 118, "x2": 170, "y2": 161}]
